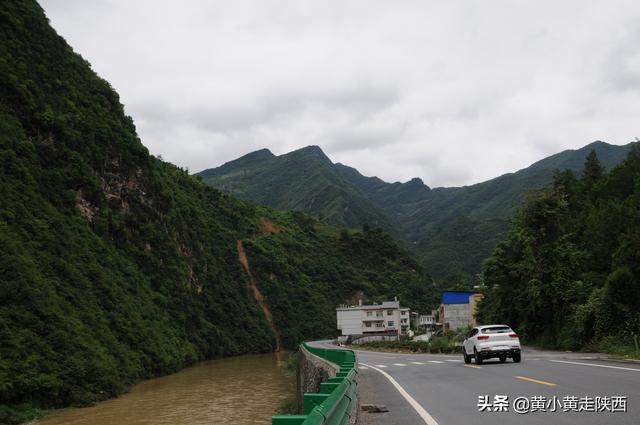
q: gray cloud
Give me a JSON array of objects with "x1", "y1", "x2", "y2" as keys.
[{"x1": 41, "y1": 0, "x2": 640, "y2": 186}]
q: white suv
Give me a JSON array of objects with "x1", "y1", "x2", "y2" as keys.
[{"x1": 463, "y1": 325, "x2": 521, "y2": 364}]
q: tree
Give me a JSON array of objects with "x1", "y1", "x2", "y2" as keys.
[
  {"x1": 478, "y1": 146, "x2": 640, "y2": 352},
  {"x1": 582, "y1": 150, "x2": 603, "y2": 186}
]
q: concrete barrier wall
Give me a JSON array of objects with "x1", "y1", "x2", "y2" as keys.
[
  {"x1": 273, "y1": 343, "x2": 358, "y2": 425},
  {"x1": 297, "y1": 343, "x2": 340, "y2": 401}
]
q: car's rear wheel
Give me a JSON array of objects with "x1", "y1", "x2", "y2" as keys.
[
  {"x1": 499, "y1": 355, "x2": 506, "y2": 363},
  {"x1": 463, "y1": 348, "x2": 471, "y2": 364},
  {"x1": 474, "y1": 347, "x2": 483, "y2": 365},
  {"x1": 513, "y1": 353, "x2": 521, "y2": 363}
]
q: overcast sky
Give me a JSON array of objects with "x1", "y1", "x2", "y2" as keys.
[{"x1": 41, "y1": 0, "x2": 640, "y2": 187}]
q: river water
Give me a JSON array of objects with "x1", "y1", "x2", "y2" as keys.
[{"x1": 34, "y1": 352, "x2": 294, "y2": 425}]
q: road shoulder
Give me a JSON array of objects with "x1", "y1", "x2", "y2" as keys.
[{"x1": 357, "y1": 365, "x2": 426, "y2": 425}]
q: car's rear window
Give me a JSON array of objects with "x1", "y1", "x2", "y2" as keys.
[{"x1": 482, "y1": 326, "x2": 511, "y2": 334}]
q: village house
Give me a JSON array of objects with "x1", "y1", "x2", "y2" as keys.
[{"x1": 336, "y1": 298, "x2": 412, "y2": 340}]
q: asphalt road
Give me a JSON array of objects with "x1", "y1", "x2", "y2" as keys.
[{"x1": 311, "y1": 341, "x2": 640, "y2": 425}]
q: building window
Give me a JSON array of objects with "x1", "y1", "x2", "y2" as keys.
[
  {"x1": 376, "y1": 311, "x2": 383, "y2": 317},
  {"x1": 366, "y1": 311, "x2": 372, "y2": 317},
  {"x1": 401, "y1": 319, "x2": 407, "y2": 324},
  {"x1": 401, "y1": 311, "x2": 407, "y2": 316},
  {"x1": 365, "y1": 322, "x2": 371, "y2": 327},
  {"x1": 387, "y1": 321, "x2": 395, "y2": 327},
  {"x1": 375, "y1": 323, "x2": 383, "y2": 328},
  {"x1": 387, "y1": 310, "x2": 393, "y2": 315}
]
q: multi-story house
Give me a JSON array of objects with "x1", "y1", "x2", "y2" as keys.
[
  {"x1": 336, "y1": 299, "x2": 411, "y2": 338},
  {"x1": 438, "y1": 291, "x2": 484, "y2": 331}
]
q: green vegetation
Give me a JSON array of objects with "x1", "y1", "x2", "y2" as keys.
[
  {"x1": 198, "y1": 146, "x2": 394, "y2": 232},
  {"x1": 275, "y1": 352, "x2": 298, "y2": 415},
  {"x1": 0, "y1": 2, "x2": 436, "y2": 423},
  {"x1": 477, "y1": 148, "x2": 640, "y2": 357},
  {"x1": 246, "y1": 220, "x2": 437, "y2": 348},
  {"x1": 353, "y1": 330, "x2": 468, "y2": 354},
  {"x1": 281, "y1": 352, "x2": 299, "y2": 378},
  {"x1": 275, "y1": 398, "x2": 298, "y2": 415},
  {"x1": 198, "y1": 141, "x2": 635, "y2": 282}
]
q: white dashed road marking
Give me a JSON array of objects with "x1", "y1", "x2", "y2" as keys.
[
  {"x1": 374, "y1": 364, "x2": 388, "y2": 368},
  {"x1": 428, "y1": 360, "x2": 444, "y2": 364},
  {"x1": 445, "y1": 359, "x2": 462, "y2": 362},
  {"x1": 411, "y1": 361, "x2": 425, "y2": 365},
  {"x1": 393, "y1": 363, "x2": 407, "y2": 367},
  {"x1": 358, "y1": 366, "x2": 369, "y2": 370}
]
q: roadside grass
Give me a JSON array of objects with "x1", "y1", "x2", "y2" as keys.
[
  {"x1": 274, "y1": 351, "x2": 300, "y2": 415},
  {"x1": 597, "y1": 336, "x2": 640, "y2": 360},
  {"x1": 512, "y1": 334, "x2": 640, "y2": 361},
  {"x1": 350, "y1": 332, "x2": 465, "y2": 354},
  {"x1": 282, "y1": 352, "x2": 299, "y2": 378},
  {"x1": 275, "y1": 398, "x2": 299, "y2": 415}
]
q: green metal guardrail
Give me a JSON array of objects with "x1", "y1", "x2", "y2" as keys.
[{"x1": 272, "y1": 342, "x2": 357, "y2": 425}]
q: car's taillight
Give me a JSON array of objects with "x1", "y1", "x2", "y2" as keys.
[
  {"x1": 477, "y1": 335, "x2": 489, "y2": 340},
  {"x1": 509, "y1": 333, "x2": 518, "y2": 338}
]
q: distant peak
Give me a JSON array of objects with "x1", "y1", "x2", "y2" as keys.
[
  {"x1": 583, "y1": 140, "x2": 609, "y2": 149},
  {"x1": 405, "y1": 177, "x2": 430, "y2": 190},
  {"x1": 195, "y1": 148, "x2": 274, "y2": 176},
  {"x1": 295, "y1": 145, "x2": 325, "y2": 155},
  {"x1": 244, "y1": 148, "x2": 274, "y2": 159},
  {"x1": 286, "y1": 145, "x2": 332, "y2": 163}
]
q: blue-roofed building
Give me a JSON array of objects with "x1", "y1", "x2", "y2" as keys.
[{"x1": 438, "y1": 291, "x2": 483, "y2": 331}]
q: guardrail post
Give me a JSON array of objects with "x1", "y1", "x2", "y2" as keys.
[
  {"x1": 303, "y1": 393, "x2": 330, "y2": 414},
  {"x1": 319, "y1": 382, "x2": 340, "y2": 393},
  {"x1": 271, "y1": 414, "x2": 307, "y2": 425}
]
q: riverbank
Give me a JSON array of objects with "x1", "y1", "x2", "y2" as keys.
[{"x1": 30, "y1": 352, "x2": 294, "y2": 425}]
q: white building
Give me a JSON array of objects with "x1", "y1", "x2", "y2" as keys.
[
  {"x1": 336, "y1": 299, "x2": 411, "y2": 337},
  {"x1": 419, "y1": 314, "x2": 435, "y2": 327}
]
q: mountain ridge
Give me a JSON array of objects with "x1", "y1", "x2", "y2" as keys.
[
  {"x1": 198, "y1": 140, "x2": 637, "y2": 279},
  {"x1": 199, "y1": 144, "x2": 396, "y2": 231}
]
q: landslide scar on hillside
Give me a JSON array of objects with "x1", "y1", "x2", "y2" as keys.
[
  {"x1": 259, "y1": 217, "x2": 282, "y2": 235},
  {"x1": 237, "y1": 239, "x2": 281, "y2": 351}
]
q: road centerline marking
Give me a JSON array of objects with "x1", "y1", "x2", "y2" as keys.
[
  {"x1": 549, "y1": 359, "x2": 640, "y2": 372},
  {"x1": 361, "y1": 363, "x2": 439, "y2": 425},
  {"x1": 516, "y1": 376, "x2": 556, "y2": 387}
]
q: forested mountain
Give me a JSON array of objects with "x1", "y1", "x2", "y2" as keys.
[
  {"x1": 198, "y1": 145, "x2": 394, "y2": 231},
  {"x1": 0, "y1": 2, "x2": 435, "y2": 423},
  {"x1": 199, "y1": 141, "x2": 636, "y2": 280},
  {"x1": 477, "y1": 148, "x2": 640, "y2": 354}
]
